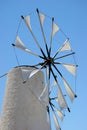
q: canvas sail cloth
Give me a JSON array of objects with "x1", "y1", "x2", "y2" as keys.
[{"x1": 0, "y1": 66, "x2": 50, "y2": 130}]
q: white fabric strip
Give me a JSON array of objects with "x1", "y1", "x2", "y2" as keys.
[
  {"x1": 39, "y1": 13, "x2": 45, "y2": 26},
  {"x1": 58, "y1": 85, "x2": 68, "y2": 110},
  {"x1": 52, "y1": 22, "x2": 59, "y2": 38},
  {"x1": 62, "y1": 63, "x2": 76, "y2": 76},
  {"x1": 24, "y1": 15, "x2": 31, "y2": 30},
  {"x1": 54, "y1": 108, "x2": 64, "y2": 121},
  {"x1": 15, "y1": 36, "x2": 26, "y2": 50},
  {"x1": 59, "y1": 39, "x2": 71, "y2": 52},
  {"x1": 21, "y1": 68, "x2": 33, "y2": 81},
  {"x1": 39, "y1": 84, "x2": 49, "y2": 107},
  {"x1": 53, "y1": 113, "x2": 60, "y2": 130},
  {"x1": 15, "y1": 36, "x2": 39, "y2": 57},
  {"x1": 63, "y1": 78, "x2": 75, "y2": 102}
]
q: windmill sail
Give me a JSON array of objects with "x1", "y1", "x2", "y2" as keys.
[
  {"x1": 39, "y1": 83, "x2": 49, "y2": 107},
  {"x1": 23, "y1": 15, "x2": 31, "y2": 30},
  {"x1": 21, "y1": 68, "x2": 33, "y2": 81},
  {"x1": 13, "y1": 36, "x2": 39, "y2": 57},
  {"x1": 62, "y1": 63, "x2": 77, "y2": 76},
  {"x1": 59, "y1": 39, "x2": 71, "y2": 52},
  {"x1": 29, "y1": 69, "x2": 40, "y2": 78},
  {"x1": 63, "y1": 78, "x2": 76, "y2": 102},
  {"x1": 52, "y1": 21, "x2": 59, "y2": 38},
  {"x1": 58, "y1": 85, "x2": 68, "y2": 110},
  {"x1": 54, "y1": 107, "x2": 64, "y2": 121},
  {"x1": 15, "y1": 36, "x2": 27, "y2": 50},
  {"x1": 53, "y1": 113, "x2": 61, "y2": 130},
  {"x1": 38, "y1": 13, "x2": 45, "y2": 26}
]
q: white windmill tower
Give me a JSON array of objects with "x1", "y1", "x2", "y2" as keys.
[{"x1": 0, "y1": 9, "x2": 78, "y2": 130}]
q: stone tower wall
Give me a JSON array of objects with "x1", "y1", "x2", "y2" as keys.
[{"x1": 0, "y1": 67, "x2": 50, "y2": 130}]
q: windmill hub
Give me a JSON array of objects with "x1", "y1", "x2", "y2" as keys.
[
  {"x1": 44, "y1": 56, "x2": 54, "y2": 66},
  {"x1": 47, "y1": 58, "x2": 53, "y2": 64}
]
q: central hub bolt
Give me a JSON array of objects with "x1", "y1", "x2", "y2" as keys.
[{"x1": 46, "y1": 57, "x2": 54, "y2": 64}]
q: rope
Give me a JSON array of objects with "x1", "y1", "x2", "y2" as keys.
[
  {"x1": 71, "y1": 49, "x2": 78, "y2": 94},
  {"x1": 13, "y1": 46, "x2": 20, "y2": 66},
  {"x1": 60, "y1": 28, "x2": 69, "y2": 39},
  {"x1": 15, "y1": 18, "x2": 22, "y2": 40},
  {"x1": 71, "y1": 50, "x2": 77, "y2": 93},
  {"x1": 12, "y1": 18, "x2": 22, "y2": 67},
  {"x1": 0, "y1": 73, "x2": 8, "y2": 79}
]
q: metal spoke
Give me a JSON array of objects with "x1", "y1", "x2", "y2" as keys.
[
  {"x1": 49, "y1": 17, "x2": 54, "y2": 55},
  {"x1": 50, "y1": 102, "x2": 61, "y2": 130},
  {"x1": 21, "y1": 15, "x2": 47, "y2": 59},
  {"x1": 54, "y1": 52, "x2": 75, "y2": 60},
  {"x1": 12, "y1": 43, "x2": 44, "y2": 59},
  {"x1": 54, "y1": 61, "x2": 78, "y2": 67},
  {"x1": 50, "y1": 97, "x2": 58, "y2": 100},
  {"x1": 52, "y1": 63, "x2": 77, "y2": 99},
  {"x1": 36, "y1": 9, "x2": 49, "y2": 56},
  {"x1": 52, "y1": 63, "x2": 64, "y2": 78},
  {"x1": 29, "y1": 62, "x2": 45, "y2": 68},
  {"x1": 50, "y1": 66, "x2": 58, "y2": 83}
]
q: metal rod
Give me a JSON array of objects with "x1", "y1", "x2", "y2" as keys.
[
  {"x1": 36, "y1": 8, "x2": 49, "y2": 56},
  {"x1": 54, "y1": 52, "x2": 75, "y2": 60},
  {"x1": 21, "y1": 15, "x2": 47, "y2": 59},
  {"x1": 49, "y1": 17, "x2": 54, "y2": 55}
]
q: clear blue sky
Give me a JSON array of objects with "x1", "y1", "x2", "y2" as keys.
[{"x1": 0, "y1": 0, "x2": 87, "y2": 130}]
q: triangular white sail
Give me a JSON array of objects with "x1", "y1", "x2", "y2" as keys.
[
  {"x1": 62, "y1": 63, "x2": 77, "y2": 76},
  {"x1": 49, "y1": 19, "x2": 59, "y2": 51},
  {"x1": 52, "y1": 22, "x2": 59, "y2": 38},
  {"x1": 14, "y1": 36, "x2": 39, "y2": 57},
  {"x1": 58, "y1": 85, "x2": 68, "y2": 110},
  {"x1": 59, "y1": 39, "x2": 71, "y2": 52},
  {"x1": 15, "y1": 36, "x2": 26, "y2": 50},
  {"x1": 22, "y1": 15, "x2": 42, "y2": 50},
  {"x1": 63, "y1": 78, "x2": 75, "y2": 102},
  {"x1": 54, "y1": 108, "x2": 64, "y2": 121},
  {"x1": 21, "y1": 68, "x2": 32, "y2": 81},
  {"x1": 53, "y1": 113, "x2": 61, "y2": 130},
  {"x1": 39, "y1": 84, "x2": 49, "y2": 107},
  {"x1": 24, "y1": 15, "x2": 31, "y2": 30},
  {"x1": 29, "y1": 69, "x2": 40, "y2": 78},
  {"x1": 21, "y1": 68, "x2": 41, "y2": 83},
  {"x1": 39, "y1": 13, "x2": 45, "y2": 26}
]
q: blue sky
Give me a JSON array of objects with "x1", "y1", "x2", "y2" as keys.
[{"x1": 0, "y1": 0, "x2": 87, "y2": 130}]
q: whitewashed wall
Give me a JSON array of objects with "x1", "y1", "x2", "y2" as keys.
[{"x1": 0, "y1": 67, "x2": 50, "y2": 130}]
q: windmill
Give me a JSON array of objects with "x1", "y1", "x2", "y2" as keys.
[{"x1": 0, "y1": 9, "x2": 78, "y2": 130}]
